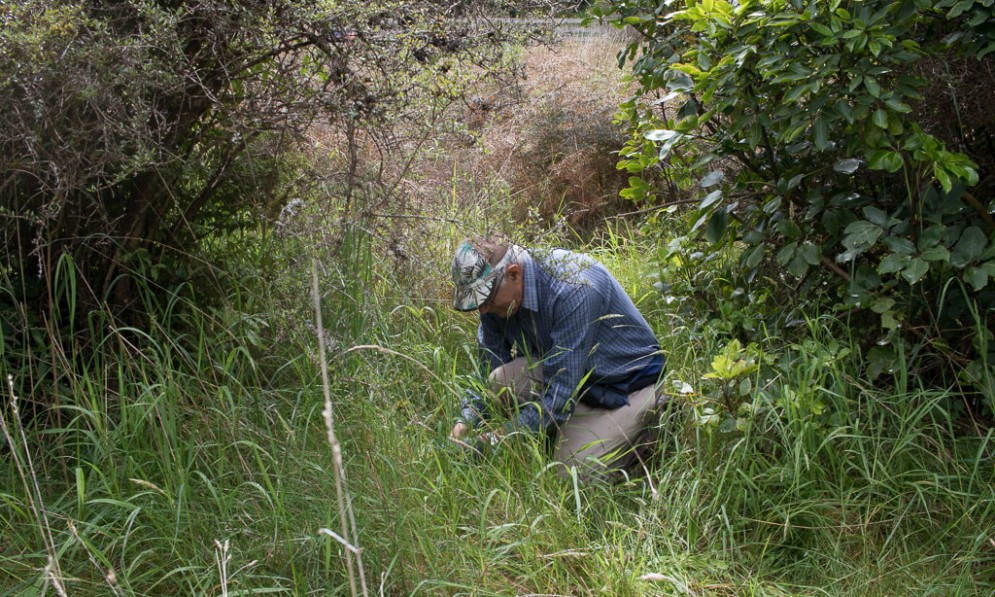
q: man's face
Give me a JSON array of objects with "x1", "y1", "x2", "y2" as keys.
[{"x1": 478, "y1": 263, "x2": 523, "y2": 319}]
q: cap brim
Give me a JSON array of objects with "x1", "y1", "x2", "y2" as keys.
[{"x1": 453, "y1": 277, "x2": 498, "y2": 311}]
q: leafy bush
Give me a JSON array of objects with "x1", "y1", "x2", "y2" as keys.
[
  {"x1": 0, "y1": 0, "x2": 523, "y2": 314},
  {"x1": 0, "y1": 0, "x2": 534, "y2": 415},
  {"x1": 599, "y1": 0, "x2": 995, "y2": 396}
]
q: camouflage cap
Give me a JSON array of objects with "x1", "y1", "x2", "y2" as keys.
[{"x1": 451, "y1": 240, "x2": 518, "y2": 311}]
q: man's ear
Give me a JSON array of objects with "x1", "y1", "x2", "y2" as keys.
[{"x1": 506, "y1": 263, "x2": 521, "y2": 280}]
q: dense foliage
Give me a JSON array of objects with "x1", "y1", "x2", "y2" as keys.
[
  {"x1": 0, "y1": 17, "x2": 993, "y2": 594},
  {"x1": 0, "y1": 0, "x2": 538, "y2": 407},
  {"x1": 601, "y1": 0, "x2": 995, "y2": 397}
]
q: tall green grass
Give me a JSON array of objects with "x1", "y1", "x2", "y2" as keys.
[{"x1": 1, "y1": 220, "x2": 993, "y2": 595}]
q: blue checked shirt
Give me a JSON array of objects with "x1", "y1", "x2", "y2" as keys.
[{"x1": 462, "y1": 248, "x2": 663, "y2": 437}]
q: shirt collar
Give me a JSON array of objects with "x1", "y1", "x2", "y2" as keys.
[{"x1": 520, "y1": 250, "x2": 538, "y2": 312}]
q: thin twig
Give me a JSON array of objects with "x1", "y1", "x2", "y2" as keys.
[
  {"x1": 963, "y1": 190, "x2": 995, "y2": 232},
  {"x1": 68, "y1": 520, "x2": 123, "y2": 597},
  {"x1": 365, "y1": 212, "x2": 462, "y2": 224},
  {"x1": 312, "y1": 260, "x2": 369, "y2": 597},
  {"x1": 318, "y1": 528, "x2": 364, "y2": 555},
  {"x1": 1, "y1": 376, "x2": 63, "y2": 585},
  {"x1": 43, "y1": 557, "x2": 69, "y2": 597},
  {"x1": 614, "y1": 197, "x2": 702, "y2": 218}
]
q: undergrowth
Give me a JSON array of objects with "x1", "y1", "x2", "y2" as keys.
[
  {"x1": 1, "y1": 29, "x2": 993, "y2": 597},
  {"x1": 1, "y1": 212, "x2": 993, "y2": 595}
]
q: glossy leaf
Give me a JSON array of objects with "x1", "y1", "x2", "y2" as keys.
[
  {"x1": 951, "y1": 226, "x2": 987, "y2": 266},
  {"x1": 842, "y1": 220, "x2": 883, "y2": 250},
  {"x1": 701, "y1": 170, "x2": 725, "y2": 187},
  {"x1": 833, "y1": 158, "x2": 861, "y2": 174},
  {"x1": 902, "y1": 257, "x2": 929, "y2": 283}
]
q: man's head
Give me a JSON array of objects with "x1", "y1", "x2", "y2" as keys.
[{"x1": 451, "y1": 238, "x2": 523, "y2": 318}]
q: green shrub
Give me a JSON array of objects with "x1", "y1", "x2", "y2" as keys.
[{"x1": 600, "y1": 0, "x2": 995, "y2": 396}]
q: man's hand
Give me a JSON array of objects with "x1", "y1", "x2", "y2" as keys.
[
  {"x1": 450, "y1": 422, "x2": 469, "y2": 439},
  {"x1": 478, "y1": 430, "x2": 503, "y2": 447},
  {"x1": 447, "y1": 424, "x2": 503, "y2": 461}
]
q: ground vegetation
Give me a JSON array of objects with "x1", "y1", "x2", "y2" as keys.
[{"x1": 0, "y1": 4, "x2": 993, "y2": 596}]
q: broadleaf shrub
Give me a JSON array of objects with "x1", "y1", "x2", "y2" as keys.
[{"x1": 599, "y1": 0, "x2": 995, "y2": 395}]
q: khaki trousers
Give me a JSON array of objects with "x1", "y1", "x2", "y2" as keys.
[{"x1": 490, "y1": 357, "x2": 659, "y2": 474}]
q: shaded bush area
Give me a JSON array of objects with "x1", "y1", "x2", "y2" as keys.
[
  {"x1": 0, "y1": 0, "x2": 539, "y2": 412},
  {"x1": 601, "y1": 0, "x2": 995, "y2": 402}
]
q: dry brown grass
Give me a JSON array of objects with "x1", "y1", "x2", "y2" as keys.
[{"x1": 400, "y1": 25, "x2": 637, "y2": 232}]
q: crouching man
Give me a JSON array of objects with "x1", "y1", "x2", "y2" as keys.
[{"x1": 449, "y1": 237, "x2": 665, "y2": 474}]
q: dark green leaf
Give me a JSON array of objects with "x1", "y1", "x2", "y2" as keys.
[
  {"x1": 810, "y1": 22, "x2": 833, "y2": 36},
  {"x1": 884, "y1": 97, "x2": 912, "y2": 113},
  {"x1": 947, "y1": 0, "x2": 974, "y2": 17},
  {"x1": 700, "y1": 189, "x2": 723, "y2": 210},
  {"x1": 700, "y1": 170, "x2": 725, "y2": 188},
  {"x1": 920, "y1": 246, "x2": 950, "y2": 262},
  {"x1": 965, "y1": 266, "x2": 989, "y2": 291},
  {"x1": 919, "y1": 224, "x2": 945, "y2": 249},
  {"x1": 705, "y1": 212, "x2": 728, "y2": 244},
  {"x1": 951, "y1": 226, "x2": 987, "y2": 267},
  {"x1": 884, "y1": 236, "x2": 915, "y2": 254},
  {"x1": 814, "y1": 116, "x2": 830, "y2": 150},
  {"x1": 934, "y1": 164, "x2": 953, "y2": 192},
  {"x1": 871, "y1": 297, "x2": 895, "y2": 313},
  {"x1": 872, "y1": 109, "x2": 888, "y2": 129},
  {"x1": 865, "y1": 77, "x2": 881, "y2": 97},
  {"x1": 862, "y1": 206, "x2": 888, "y2": 226},
  {"x1": 868, "y1": 149, "x2": 903, "y2": 172},
  {"x1": 788, "y1": 254, "x2": 809, "y2": 277},
  {"x1": 744, "y1": 243, "x2": 766, "y2": 269},
  {"x1": 866, "y1": 346, "x2": 898, "y2": 380},
  {"x1": 843, "y1": 220, "x2": 883, "y2": 250},
  {"x1": 834, "y1": 158, "x2": 861, "y2": 174},
  {"x1": 777, "y1": 219, "x2": 802, "y2": 240},
  {"x1": 881, "y1": 310, "x2": 900, "y2": 331},
  {"x1": 835, "y1": 100, "x2": 854, "y2": 123},
  {"x1": 878, "y1": 252, "x2": 909, "y2": 274},
  {"x1": 784, "y1": 84, "x2": 810, "y2": 103},
  {"x1": 777, "y1": 242, "x2": 798, "y2": 266},
  {"x1": 719, "y1": 416, "x2": 738, "y2": 433},
  {"x1": 798, "y1": 241, "x2": 821, "y2": 265},
  {"x1": 902, "y1": 257, "x2": 929, "y2": 283}
]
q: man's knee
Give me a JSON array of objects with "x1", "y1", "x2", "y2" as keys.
[
  {"x1": 487, "y1": 362, "x2": 515, "y2": 387},
  {"x1": 488, "y1": 358, "x2": 541, "y2": 404}
]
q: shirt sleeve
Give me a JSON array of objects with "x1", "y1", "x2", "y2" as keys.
[
  {"x1": 458, "y1": 387, "x2": 488, "y2": 428},
  {"x1": 515, "y1": 282, "x2": 601, "y2": 437},
  {"x1": 477, "y1": 316, "x2": 512, "y2": 373},
  {"x1": 457, "y1": 316, "x2": 513, "y2": 429}
]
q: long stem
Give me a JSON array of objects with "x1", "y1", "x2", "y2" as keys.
[
  {"x1": 2, "y1": 376, "x2": 64, "y2": 588},
  {"x1": 312, "y1": 259, "x2": 368, "y2": 597}
]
